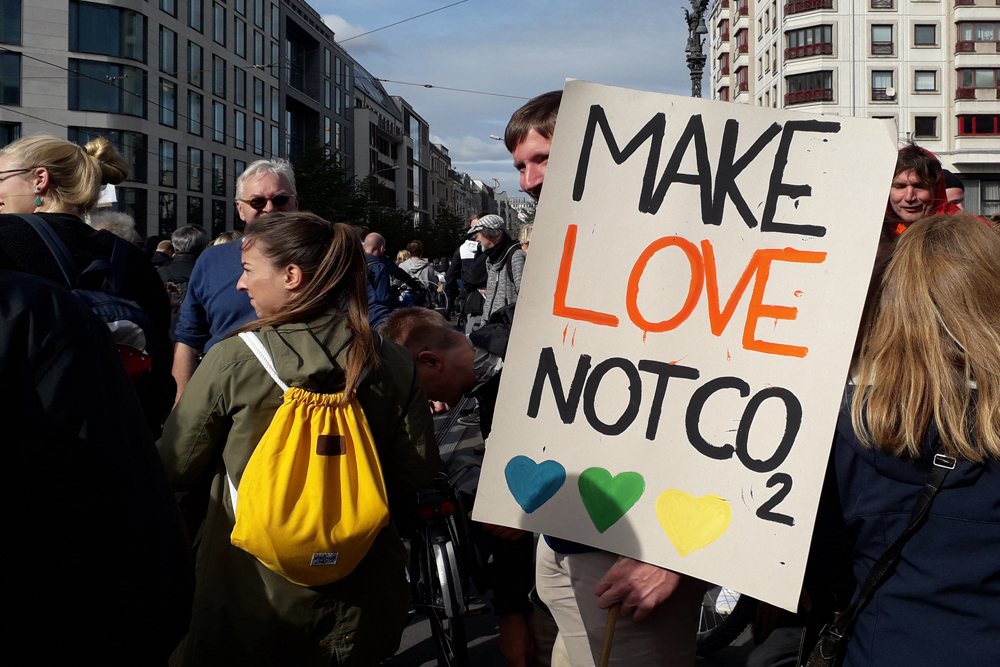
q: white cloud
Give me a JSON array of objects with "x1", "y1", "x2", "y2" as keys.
[
  {"x1": 321, "y1": 14, "x2": 386, "y2": 55},
  {"x1": 430, "y1": 134, "x2": 512, "y2": 164}
]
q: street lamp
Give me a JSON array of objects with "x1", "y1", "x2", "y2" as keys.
[{"x1": 685, "y1": 0, "x2": 710, "y2": 98}]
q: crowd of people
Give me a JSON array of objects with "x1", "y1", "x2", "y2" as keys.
[{"x1": 0, "y1": 89, "x2": 997, "y2": 667}]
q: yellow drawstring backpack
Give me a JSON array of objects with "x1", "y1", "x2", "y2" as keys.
[{"x1": 227, "y1": 332, "x2": 390, "y2": 587}]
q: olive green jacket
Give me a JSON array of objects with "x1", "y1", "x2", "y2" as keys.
[{"x1": 158, "y1": 316, "x2": 439, "y2": 666}]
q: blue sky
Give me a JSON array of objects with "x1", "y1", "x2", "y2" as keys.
[{"x1": 312, "y1": 0, "x2": 698, "y2": 196}]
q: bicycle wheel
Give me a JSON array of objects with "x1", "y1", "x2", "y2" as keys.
[
  {"x1": 696, "y1": 586, "x2": 757, "y2": 655},
  {"x1": 428, "y1": 539, "x2": 468, "y2": 666}
]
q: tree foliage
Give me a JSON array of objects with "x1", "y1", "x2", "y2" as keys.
[{"x1": 294, "y1": 145, "x2": 468, "y2": 260}]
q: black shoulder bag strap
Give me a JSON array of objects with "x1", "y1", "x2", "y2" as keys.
[
  {"x1": 803, "y1": 452, "x2": 957, "y2": 667},
  {"x1": 17, "y1": 213, "x2": 79, "y2": 289}
]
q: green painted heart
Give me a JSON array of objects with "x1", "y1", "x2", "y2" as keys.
[{"x1": 578, "y1": 468, "x2": 645, "y2": 533}]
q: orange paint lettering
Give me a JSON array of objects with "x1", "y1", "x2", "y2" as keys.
[
  {"x1": 553, "y1": 225, "x2": 619, "y2": 327},
  {"x1": 743, "y1": 248, "x2": 826, "y2": 358},
  {"x1": 626, "y1": 236, "x2": 704, "y2": 333}
]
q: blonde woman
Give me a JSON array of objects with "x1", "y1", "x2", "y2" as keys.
[
  {"x1": 809, "y1": 213, "x2": 1000, "y2": 667},
  {"x1": 0, "y1": 134, "x2": 175, "y2": 431},
  {"x1": 158, "y1": 212, "x2": 439, "y2": 666}
]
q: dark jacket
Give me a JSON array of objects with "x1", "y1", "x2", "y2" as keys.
[
  {"x1": 158, "y1": 251, "x2": 198, "y2": 286},
  {"x1": 0, "y1": 212, "x2": 176, "y2": 435},
  {"x1": 174, "y1": 241, "x2": 256, "y2": 352},
  {"x1": 0, "y1": 270, "x2": 194, "y2": 663},
  {"x1": 810, "y1": 393, "x2": 1000, "y2": 667},
  {"x1": 158, "y1": 316, "x2": 440, "y2": 666},
  {"x1": 446, "y1": 240, "x2": 488, "y2": 314}
]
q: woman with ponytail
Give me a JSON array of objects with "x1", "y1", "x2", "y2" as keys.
[
  {"x1": 158, "y1": 211, "x2": 439, "y2": 666},
  {"x1": 0, "y1": 134, "x2": 175, "y2": 433}
]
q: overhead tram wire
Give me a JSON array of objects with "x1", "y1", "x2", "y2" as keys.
[
  {"x1": 2, "y1": 47, "x2": 278, "y2": 153},
  {"x1": 337, "y1": 0, "x2": 474, "y2": 44},
  {"x1": 372, "y1": 79, "x2": 528, "y2": 100},
  {"x1": 0, "y1": 105, "x2": 280, "y2": 181}
]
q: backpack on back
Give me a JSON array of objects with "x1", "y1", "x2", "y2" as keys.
[
  {"x1": 19, "y1": 213, "x2": 158, "y2": 382},
  {"x1": 228, "y1": 331, "x2": 390, "y2": 587}
]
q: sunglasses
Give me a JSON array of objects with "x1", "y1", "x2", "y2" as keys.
[{"x1": 237, "y1": 193, "x2": 295, "y2": 211}]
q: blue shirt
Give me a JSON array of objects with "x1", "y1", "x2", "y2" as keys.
[
  {"x1": 175, "y1": 241, "x2": 388, "y2": 350},
  {"x1": 175, "y1": 242, "x2": 254, "y2": 352}
]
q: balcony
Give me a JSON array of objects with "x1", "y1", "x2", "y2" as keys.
[
  {"x1": 721, "y1": 28, "x2": 730, "y2": 40},
  {"x1": 872, "y1": 41, "x2": 894, "y2": 55},
  {"x1": 957, "y1": 87, "x2": 976, "y2": 99},
  {"x1": 785, "y1": 42, "x2": 834, "y2": 59},
  {"x1": 871, "y1": 87, "x2": 895, "y2": 101},
  {"x1": 738, "y1": 42, "x2": 749, "y2": 53},
  {"x1": 870, "y1": 0, "x2": 893, "y2": 6},
  {"x1": 785, "y1": 0, "x2": 834, "y2": 15},
  {"x1": 738, "y1": 80, "x2": 749, "y2": 92},
  {"x1": 955, "y1": 0, "x2": 974, "y2": 5},
  {"x1": 784, "y1": 88, "x2": 834, "y2": 105},
  {"x1": 956, "y1": 40, "x2": 976, "y2": 52},
  {"x1": 736, "y1": 0, "x2": 749, "y2": 15},
  {"x1": 720, "y1": 63, "x2": 731, "y2": 75}
]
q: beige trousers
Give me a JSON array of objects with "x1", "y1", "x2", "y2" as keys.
[{"x1": 536, "y1": 540, "x2": 701, "y2": 667}]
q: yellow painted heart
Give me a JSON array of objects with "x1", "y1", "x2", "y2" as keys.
[{"x1": 655, "y1": 489, "x2": 732, "y2": 557}]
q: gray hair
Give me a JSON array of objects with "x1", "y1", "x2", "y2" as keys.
[
  {"x1": 235, "y1": 158, "x2": 297, "y2": 199},
  {"x1": 90, "y1": 211, "x2": 140, "y2": 243},
  {"x1": 171, "y1": 225, "x2": 210, "y2": 254}
]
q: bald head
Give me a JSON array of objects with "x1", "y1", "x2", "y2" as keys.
[{"x1": 364, "y1": 232, "x2": 386, "y2": 256}]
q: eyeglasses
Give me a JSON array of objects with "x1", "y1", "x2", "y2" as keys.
[
  {"x1": 0, "y1": 168, "x2": 33, "y2": 183},
  {"x1": 236, "y1": 193, "x2": 296, "y2": 211}
]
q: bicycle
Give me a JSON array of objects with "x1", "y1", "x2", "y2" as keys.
[
  {"x1": 696, "y1": 585, "x2": 758, "y2": 655},
  {"x1": 408, "y1": 460, "x2": 488, "y2": 667}
]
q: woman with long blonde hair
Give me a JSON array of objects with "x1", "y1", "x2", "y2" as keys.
[
  {"x1": 158, "y1": 211, "x2": 439, "y2": 666},
  {"x1": 809, "y1": 213, "x2": 1000, "y2": 667}
]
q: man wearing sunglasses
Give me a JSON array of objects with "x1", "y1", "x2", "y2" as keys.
[{"x1": 171, "y1": 160, "x2": 298, "y2": 403}]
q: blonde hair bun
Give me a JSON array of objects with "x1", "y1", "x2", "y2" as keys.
[{"x1": 85, "y1": 137, "x2": 130, "y2": 186}]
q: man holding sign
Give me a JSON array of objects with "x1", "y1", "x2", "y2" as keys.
[
  {"x1": 474, "y1": 81, "x2": 898, "y2": 665},
  {"x1": 505, "y1": 91, "x2": 704, "y2": 666}
]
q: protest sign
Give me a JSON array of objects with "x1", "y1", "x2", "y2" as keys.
[{"x1": 472, "y1": 80, "x2": 898, "y2": 610}]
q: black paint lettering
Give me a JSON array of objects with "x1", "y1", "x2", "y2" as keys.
[
  {"x1": 645, "y1": 114, "x2": 713, "y2": 217},
  {"x1": 735, "y1": 387, "x2": 802, "y2": 473},
  {"x1": 709, "y1": 120, "x2": 783, "y2": 228},
  {"x1": 684, "y1": 376, "x2": 750, "y2": 460},
  {"x1": 637, "y1": 360, "x2": 700, "y2": 441},
  {"x1": 756, "y1": 472, "x2": 795, "y2": 526},
  {"x1": 527, "y1": 348, "x2": 591, "y2": 424},
  {"x1": 573, "y1": 105, "x2": 666, "y2": 208},
  {"x1": 761, "y1": 120, "x2": 841, "y2": 237},
  {"x1": 583, "y1": 357, "x2": 642, "y2": 436}
]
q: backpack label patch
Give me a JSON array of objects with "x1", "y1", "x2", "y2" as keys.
[
  {"x1": 316, "y1": 434, "x2": 346, "y2": 456},
  {"x1": 310, "y1": 552, "x2": 339, "y2": 566}
]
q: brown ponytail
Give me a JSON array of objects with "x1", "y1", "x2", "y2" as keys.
[{"x1": 233, "y1": 211, "x2": 376, "y2": 402}]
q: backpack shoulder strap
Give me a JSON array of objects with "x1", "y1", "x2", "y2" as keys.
[
  {"x1": 104, "y1": 234, "x2": 130, "y2": 295},
  {"x1": 239, "y1": 332, "x2": 290, "y2": 392},
  {"x1": 17, "y1": 213, "x2": 79, "y2": 289}
]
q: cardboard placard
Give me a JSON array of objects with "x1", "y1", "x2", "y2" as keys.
[{"x1": 472, "y1": 80, "x2": 898, "y2": 610}]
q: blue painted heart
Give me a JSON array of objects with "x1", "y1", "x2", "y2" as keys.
[{"x1": 504, "y1": 456, "x2": 567, "y2": 514}]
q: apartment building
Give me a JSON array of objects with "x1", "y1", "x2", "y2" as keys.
[{"x1": 709, "y1": 0, "x2": 999, "y2": 216}]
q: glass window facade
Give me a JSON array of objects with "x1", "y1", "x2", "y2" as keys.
[
  {"x1": 212, "y1": 200, "x2": 227, "y2": 236},
  {"x1": 188, "y1": 196, "x2": 204, "y2": 225},
  {"x1": 159, "y1": 0, "x2": 176, "y2": 18},
  {"x1": 118, "y1": 187, "x2": 148, "y2": 232},
  {"x1": 253, "y1": 77, "x2": 264, "y2": 114},
  {"x1": 160, "y1": 26, "x2": 177, "y2": 75},
  {"x1": 1, "y1": 122, "x2": 22, "y2": 145},
  {"x1": 188, "y1": 0, "x2": 203, "y2": 32},
  {"x1": 235, "y1": 68, "x2": 246, "y2": 107},
  {"x1": 188, "y1": 41, "x2": 203, "y2": 88},
  {"x1": 188, "y1": 147, "x2": 203, "y2": 191},
  {"x1": 213, "y1": 101, "x2": 226, "y2": 143},
  {"x1": 188, "y1": 90, "x2": 203, "y2": 135},
  {"x1": 159, "y1": 79, "x2": 176, "y2": 126},
  {"x1": 68, "y1": 59, "x2": 145, "y2": 117},
  {"x1": 1, "y1": 0, "x2": 22, "y2": 45},
  {"x1": 254, "y1": 118, "x2": 264, "y2": 155},
  {"x1": 69, "y1": 1, "x2": 147, "y2": 63},
  {"x1": 270, "y1": 86, "x2": 279, "y2": 121},
  {"x1": 0, "y1": 51, "x2": 20, "y2": 105},
  {"x1": 271, "y1": 4, "x2": 279, "y2": 39},
  {"x1": 271, "y1": 126, "x2": 279, "y2": 157},
  {"x1": 159, "y1": 139, "x2": 176, "y2": 187},
  {"x1": 212, "y1": 56, "x2": 226, "y2": 98},
  {"x1": 914, "y1": 71, "x2": 936, "y2": 92},
  {"x1": 254, "y1": 31, "x2": 264, "y2": 67},
  {"x1": 213, "y1": 4, "x2": 226, "y2": 45},
  {"x1": 234, "y1": 17, "x2": 246, "y2": 57},
  {"x1": 212, "y1": 154, "x2": 226, "y2": 196},
  {"x1": 914, "y1": 24, "x2": 936, "y2": 46},
  {"x1": 159, "y1": 192, "x2": 177, "y2": 236},
  {"x1": 235, "y1": 110, "x2": 246, "y2": 149}
]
